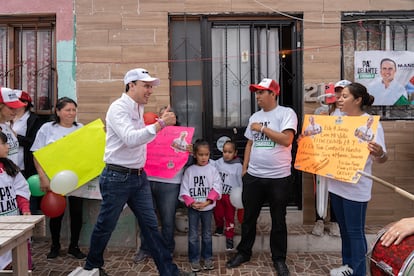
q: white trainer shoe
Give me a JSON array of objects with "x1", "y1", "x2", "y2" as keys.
[
  {"x1": 328, "y1": 222, "x2": 340, "y2": 237},
  {"x1": 311, "y1": 220, "x2": 324, "y2": 236},
  {"x1": 330, "y1": 264, "x2": 353, "y2": 276}
]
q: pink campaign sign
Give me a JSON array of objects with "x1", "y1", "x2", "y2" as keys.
[{"x1": 144, "y1": 126, "x2": 194, "y2": 179}]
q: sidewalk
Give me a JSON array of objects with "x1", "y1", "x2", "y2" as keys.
[
  {"x1": 30, "y1": 224, "x2": 383, "y2": 275},
  {"x1": 31, "y1": 237, "x2": 342, "y2": 275}
]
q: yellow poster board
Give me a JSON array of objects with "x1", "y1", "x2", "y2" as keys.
[
  {"x1": 294, "y1": 114, "x2": 379, "y2": 183},
  {"x1": 33, "y1": 119, "x2": 106, "y2": 190}
]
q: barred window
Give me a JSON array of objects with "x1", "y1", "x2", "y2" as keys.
[
  {"x1": 0, "y1": 15, "x2": 56, "y2": 114},
  {"x1": 341, "y1": 11, "x2": 414, "y2": 120}
]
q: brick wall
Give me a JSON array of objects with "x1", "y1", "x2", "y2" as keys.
[{"x1": 74, "y1": 0, "x2": 414, "y2": 227}]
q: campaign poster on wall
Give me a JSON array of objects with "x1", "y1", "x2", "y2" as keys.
[
  {"x1": 354, "y1": 51, "x2": 414, "y2": 106},
  {"x1": 294, "y1": 114, "x2": 380, "y2": 183}
]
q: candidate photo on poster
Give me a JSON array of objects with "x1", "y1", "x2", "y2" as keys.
[{"x1": 367, "y1": 58, "x2": 409, "y2": 106}]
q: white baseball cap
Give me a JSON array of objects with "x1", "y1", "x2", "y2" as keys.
[
  {"x1": 334, "y1": 80, "x2": 352, "y2": 88},
  {"x1": 0, "y1": 87, "x2": 26, "y2": 109},
  {"x1": 123, "y1": 68, "x2": 160, "y2": 86}
]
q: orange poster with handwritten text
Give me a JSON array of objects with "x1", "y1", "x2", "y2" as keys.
[{"x1": 294, "y1": 114, "x2": 380, "y2": 183}]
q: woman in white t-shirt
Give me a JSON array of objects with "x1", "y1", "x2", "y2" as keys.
[
  {"x1": 31, "y1": 97, "x2": 86, "y2": 260},
  {"x1": 328, "y1": 83, "x2": 387, "y2": 276},
  {"x1": 0, "y1": 87, "x2": 27, "y2": 164}
]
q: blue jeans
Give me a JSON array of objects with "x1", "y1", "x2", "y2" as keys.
[
  {"x1": 140, "y1": 181, "x2": 180, "y2": 254},
  {"x1": 84, "y1": 167, "x2": 179, "y2": 276},
  {"x1": 330, "y1": 192, "x2": 368, "y2": 276},
  {"x1": 188, "y1": 208, "x2": 213, "y2": 263}
]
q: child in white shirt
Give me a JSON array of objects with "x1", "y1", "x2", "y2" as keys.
[{"x1": 179, "y1": 139, "x2": 221, "y2": 272}]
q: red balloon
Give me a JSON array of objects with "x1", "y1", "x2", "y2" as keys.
[
  {"x1": 40, "y1": 191, "x2": 67, "y2": 218},
  {"x1": 143, "y1": 112, "x2": 159, "y2": 125},
  {"x1": 237, "y1": 208, "x2": 244, "y2": 224}
]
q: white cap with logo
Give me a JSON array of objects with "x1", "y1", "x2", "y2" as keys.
[
  {"x1": 123, "y1": 68, "x2": 160, "y2": 86},
  {"x1": 0, "y1": 87, "x2": 26, "y2": 109},
  {"x1": 334, "y1": 80, "x2": 352, "y2": 88}
]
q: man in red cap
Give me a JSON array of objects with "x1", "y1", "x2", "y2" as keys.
[
  {"x1": 226, "y1": 78, "x2": 297, "y2": 276},
  {"x1": 0, "y1": 87, "x2": 27, "y2": 164}
]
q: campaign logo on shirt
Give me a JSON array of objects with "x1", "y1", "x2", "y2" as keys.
[
  {"x1": 253, "y1": 121, "x2": 275, "y2": 148},
  {"x1": 0, "y1": 165, "x2": 19, "y2": 215},
  {"x1": 219, "y1": 172, "x2": 232, "y2": 194},
  {"x1": 189, "y1": 175, "x2": 211, "y2": 202}
]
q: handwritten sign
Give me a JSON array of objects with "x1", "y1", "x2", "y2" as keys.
[
  {"x1": 144, "y1": 126, "x2": 194, "y2": 179},
  {"x1": 294, "y1": 114, "x2": 380, "y2": 183},
  {"x1": 33, "y1": 119, "x2": 106, "y2": 190}
]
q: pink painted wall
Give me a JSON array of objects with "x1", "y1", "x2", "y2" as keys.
[{"x1": 0, "y1": 0, "x2": 73, "y2": 41}]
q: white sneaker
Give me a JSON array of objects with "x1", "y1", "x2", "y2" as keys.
[
  {"x1": 330, "y1": 265, "x2": 353, "y2": 276},
  {"x1": 190, "y1": 262, "x2": 201, "y2": 272},
  {"x1": 329, "y1": 222, "x2": 340, "y2": 237},
  {"x1": 311, "y1": 220, "x2": 324, "y2": 236}
]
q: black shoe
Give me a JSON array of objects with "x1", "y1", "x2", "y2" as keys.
[
  {"x1": 226, "y1": 238, "x2": 234, "y2": 251},
  {"x1": 226, "y1": 253, "x2": 249, "y2": 268},
  {"x1": 214, "y1": 227, "x2": 224, "y2": 236},
  {"x1": 99, "y1": 268, "x2": 109, "y2": 276},
  {"x1": 133, "y1": 250, "x2": 151, "y2": 263},
  {"x1": 274, "y1": 260, "x2": 290, "y2": 276},
  {"x1": 68, "y1": 246, "x2": 87, "y2": 259},
  {"x1": 47, "y1": 244, "x2": 60, "y2": 259}
]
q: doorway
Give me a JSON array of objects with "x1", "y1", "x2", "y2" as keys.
[{"x1": 169, "y1": 15, "x2": 303, "y2": 208}]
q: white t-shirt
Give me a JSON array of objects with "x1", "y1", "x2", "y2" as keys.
[
  {"x1": 12, "y1": 111, "x2": 30, "y2": 170},
  {"x1": 31, "y1": 121, "x2": 83, "y2": 151},
  {"x1": 328, "y1": 113, "x2": 386, "y2": 202},
  {"x1": 331, "y1": 108, "x2": 343, "y2": 116},
  {"x1": 0, "y1": 164, "x2": 30, "y2": 269},
  {"x1": 0, "y1": 123, "x2": 19, "y2": 165},
  {"x1": 147, "y1": 167, "x2": 185, "y2": 184},
  {"x1": 214, "y1": 157, "x2": 242, "y2": 195},
  {"x1": 244, "y1": 105, "x2": 298, "y2": 178},
  {"x1": 179, "y1": 163, "x2": 222, "y2": 211}
]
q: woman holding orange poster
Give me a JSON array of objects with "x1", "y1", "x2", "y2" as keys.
[{"x1": 328, "y1": 83, "x2": 388, "y2": 276}]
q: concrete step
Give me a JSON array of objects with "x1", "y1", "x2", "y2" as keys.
[{"x1": 172, "y1": 225, "x2": 381, "y2": 253}]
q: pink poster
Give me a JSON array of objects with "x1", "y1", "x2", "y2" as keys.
[{"x1": 144, "y1": 126, "x2": 194, "y2": 179}]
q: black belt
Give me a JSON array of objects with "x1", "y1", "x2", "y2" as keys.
[{"x1": 106, "y1": 164, "x2": 144, "y2": 175}]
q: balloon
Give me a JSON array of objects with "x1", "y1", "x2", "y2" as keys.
[
  {"x1": 230, "y1": 186, "x2": 243, "y2": 209},
  {"x1": 40, "y1": 191, "x2": 66, "y2": 218},
  {"x1": 27, "y1": 174, "x2": 45, "y2": 196},
  {"x1": 237, "y1": 208, "x2": 244, "y2": 224},
  {"x1": 143, "y1": 112, "x2": 159, "y2": 125},
  {"x1": 50, "y1": 170, "x2": 78, "y2": 195}
]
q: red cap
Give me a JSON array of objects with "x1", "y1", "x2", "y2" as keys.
[
  {"x1": 249, "y1": 78, "x2": 280, "y2": 95},
  {"x1": 0, "y1": 87, "x2": 27, "y2": 109}
]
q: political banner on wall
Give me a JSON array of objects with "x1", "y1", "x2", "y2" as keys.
[
  {"x1": 294, "y1": 114, "x2": 380, "y2": 183},
  {"x1": 354, "y1": 51, "x2": 414, "y2": 106},
  {"x1": 144, "y1": 126, "x2": 194, "y2": 179}
]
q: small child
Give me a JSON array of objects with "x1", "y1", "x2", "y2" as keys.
[
  {"x1": 0, "y1": 131, "x2": 31, "y2": 269},
  {"x1": 213, "y1": 140, "x2": 242, "y2": 251},
  {"x1": 179, "y1": 139, "x2": 222, "y2": 272}
]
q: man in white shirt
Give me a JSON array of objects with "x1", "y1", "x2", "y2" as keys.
[
  {"x1": 84, "y1": 68, "x2": 194, "y2": 276},
  {"x1": 368, "y1": 58, "x2": 408, "y2": 105},
  {"x1": 226, "y1": 78, "x2": 297, "y2": 276}
]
